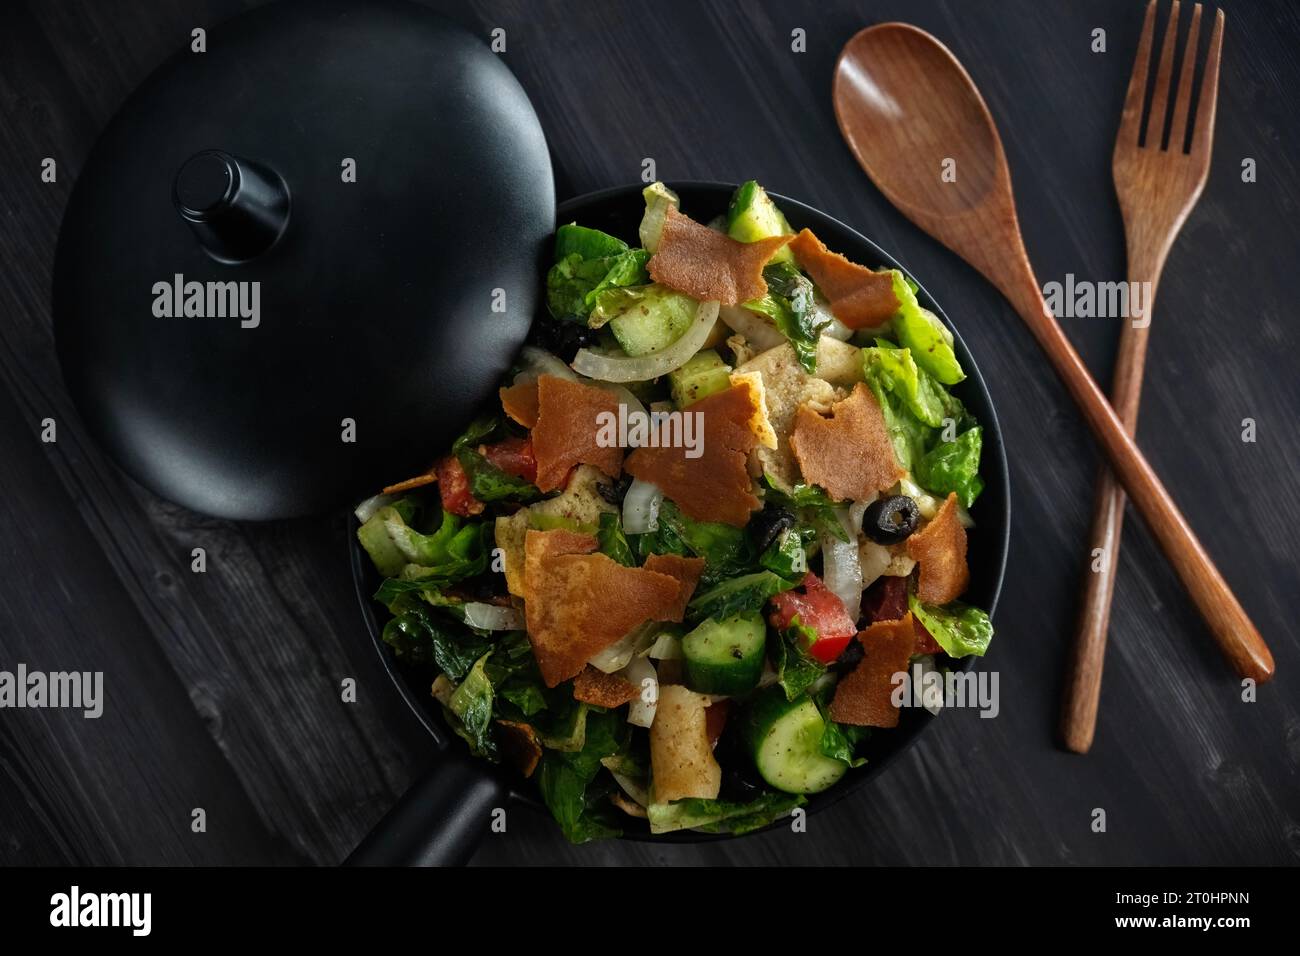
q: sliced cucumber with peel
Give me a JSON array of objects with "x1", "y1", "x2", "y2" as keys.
[
  {"x1": 681, "y1": 612, "x2": 766, "y2": 695},
  {"x1": 726, "y1": 180, "x2": 794, "y2": 264},
  {"x1": 741, "y1": 687, "x2": 848, "y2": 794}
]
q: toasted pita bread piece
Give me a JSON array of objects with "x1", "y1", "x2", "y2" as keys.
[
  {"x1": 642, "y1": 554, "x2": 705, "y2": 622},
  {"x1": 523, "y1": 530, "x2": 681, "y2": 687},
  {"x1": 650, "y1": 684, "x2": 722, "y2": 802},
  {"x1": 531, "y1": 375, "x2": 624, "y2": 492},
  {"x1": 382, "y1": 467, "x2": 438, "y2": 494},
  {"x1": 648, "y1": 206, "x2": 791, "y2": 305},
  {"x1": 495, "y1": 720, "x2": 543, "y2": 777},
  {"x1": 499, "y1": 379, "x2": 541, "y2": 428},
  {"x1": 494, "y1": 511, "x2": 530, "y2": 597},
  {"x1": 572, "y1": 666, "x2": 640, "y2": 708},
  {"x1": 829, "y1": 614, "x2": 917, "y2": 728},
  {"x1": 625, "y1": 380, "x2": 762, "y2": 526},
  {"x1": 735, "y1": 343, "x2": 841, "y2": 489},
  {"x1": 906, "y1": 492, "x2": 970, "y2": 604},
  {"x1": 789, "y1": 229, "x2": 899, "y2": 329},
  {"x1": 789, "y1": 382, "x2": 904, "y2": 501}
]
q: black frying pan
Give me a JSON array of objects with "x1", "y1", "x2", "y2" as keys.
[{"x1": 345, "y1": 182, "x2": 1010, "y2": 865}]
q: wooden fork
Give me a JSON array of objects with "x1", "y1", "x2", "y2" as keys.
[{"x1": 1061, "y1": 0, "x2": 1225, "y2": 753}]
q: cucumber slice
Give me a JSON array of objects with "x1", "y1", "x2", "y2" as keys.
[
  {"x1": 681, "y1": 613, "x2": 766, "y2": 695},
  {"x1": 741, "y1": 687, "x2": 848, "y2": 794},
  {"x1": 596, "y1": 285, "x2": 697, "y2": 356},
  {"x1": 669, "y1": 350, "x2": 732, "y2": 407},
  {"x1": 726, "y1": 180, "x2": 794, "y2": 264}
]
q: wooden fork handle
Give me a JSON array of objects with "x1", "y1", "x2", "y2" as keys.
[
  {"x1": 999, "y1": 272, "x2": 1275, "y2": 687},
  {"x1": 1060, "y1": 293, "x2": 1153, "y2": 754}
]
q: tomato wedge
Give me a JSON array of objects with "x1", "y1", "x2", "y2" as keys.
[
  {"x1": 481, "y1": 435, "x2": 538, "y2": 484},
  {"x1": 434, "y1": 455, "x2": 483, "y2": 517},
  {"x1": 768, "y1": 572, "x2": 857, "y2": 664}
]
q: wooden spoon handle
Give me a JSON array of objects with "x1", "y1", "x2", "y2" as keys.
[
  {"x1": 1060, "y1": 302, "x2": 1152, "y2": 753},
  {"x1": 1001, "y1": 274, "x2": 1275, "y2": 685}
]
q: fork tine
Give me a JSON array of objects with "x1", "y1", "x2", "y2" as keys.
[
  {"x1": 1145, "y1": 0, "x2": 1182, "y2": 147},
  {"x1": 1119, "y1": 0, "x2": 1158, "y2": 144},
  {"x1": 1168, "y1": 4, "x2": 1203, "y2": 152},
  {"x1": 1190, "y1": 8, "x2": 1225, "y2": 160}
]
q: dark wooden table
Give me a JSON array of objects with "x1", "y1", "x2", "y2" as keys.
[{"x1": 2, "y1": 0, "x2": 1297, "y2": 866}]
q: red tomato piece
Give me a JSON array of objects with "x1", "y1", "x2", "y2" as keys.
[
  {"x1": 435, "y1": 455, "x2": 483, "y2": 517},
  {"x1": 768, "y1": 572, "x2": 857, "y2": 664},
  {"x1": 481, "y1": 436, "x2": 538, "y2": 485}
]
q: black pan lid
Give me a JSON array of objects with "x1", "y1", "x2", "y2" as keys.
[{"x1": 54, "y1": 0, "x2": 554, "y2": 520}]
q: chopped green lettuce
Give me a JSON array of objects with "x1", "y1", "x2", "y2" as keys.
[
  {"x1": 915, "y1": 426, "x2": 985, "y2": 509},
  {"x1": 769, "y1": 621, "x2": 825, "y2": 701},
  {"x1": 888, "y1": 270, "x2": 964, "y2": 384},
  {"x1": 536, "y1": 710, "x2": 630, "y2": 843},
  {"x1": 688, "y1": 570, "x2": 796, "y2": 624},
  {"x1": 743, "y1": 262, "x2": 828, "y2": 373},
  {"x1": 647, "y1": 791, "x2": 806, "y2": 835},
  {"x1": 908, "y1": 592, "x2": 994, "y2": 658},
  {"x1": 449, "y1": 654, "x2": 497, "y2": 758},
  {"x1": 546, "y1": 223, "x2": 650, "y2": 322},
  {"x1": 762, "y1": 476, "x2": 849, "y2": 543},
  {"x1": 758, "y1": 527, "x2": 807, "y2": 580},
  {"x1": 597, "y1": 512, "x2": 636, "y2": 567},
  {"x1": 634, "y1": 500, "x2": 753, "y2": 587},
  {"x1": 815, "y1": 691, "x2": 869, "y2": 767}
]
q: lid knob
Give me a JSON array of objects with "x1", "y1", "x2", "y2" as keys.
[{"x1": 173, "y1": 150, "x2": 290, "y2": 263}]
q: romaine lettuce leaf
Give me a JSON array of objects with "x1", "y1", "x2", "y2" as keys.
[
  {"x1": 743, "y1": 261, "x2": 828, "y2": 373},
  {"x1": 769, "y1": 621, "x2": 825, "y2": 701},
  {"x1": 647, "y1": 791, "x2": 806, "y2": 835},
  {"x1": 633, "y1": 500, "x2": 753, "y2": 586},
  {"x1": 449, "y1": 653, "x2": 497, "y2": 758},
  {"x1": 687, "y1": 570, "x2": 797, "y2": 624},
  {"x1": 546, "y1": 224, "x2": 650, "y2": 323},
  {"x1": 758, "y1": 527, "x2": 807, "y2": 580},
  {"x1": 888, "y1": 270, "x2": 965, "y2": 384},
  {"x1": 762, "y1": 476, "x2": 849, "y2": 543},
  {"x1": 915, "y1": 426, "x2": 984, "y2": 509},
  {"x1": 537, "y1": 710, "x2": 631, "y2": 843},
  {"x1": 814, "y1": 691, "x2": 869, "y2": 767},
  {"x1": 908, "y1": 592, "x2": 994, "y2": 658},
  {"x1": 597, "y1": 512, "x2": 636, "y2": 567}
]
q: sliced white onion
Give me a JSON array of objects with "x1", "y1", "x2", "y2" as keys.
[
  {"x1": 813, "y1": 296, "x2": 854, "y2": 341},
  {"x1": 515, "y1": 345, "x2": 578, "y2": 384},
  {"x1": 589, "y1": 621, "x2": 658, "y2": 673},
  {"x1": 460, "y1": 603, "x2": 524, "y2": 631},
  {"x1": 645, "y1": 630, "x2": 682, "y2": 660},
  {"x1": 622, "y1": 478, "x2": 663, "y2": 534},
  {"x1": 717, "y1": 303, "x2": 786, "y2": 351},
  {"x1": 821, "y1": 506, "x2": 864, "y2": 621},
  {"x1": 608, "y1": 769, "x2": 650, "y2": 807},
  {"x1": 859, "y1": 540, "x2": 892, "y2": 590},
  {"x1": 354, "y1": 493, "x2": 395, "y2": 523},
  {"x1": 897, "y1": 476, "x2": 941, "y2": 520},
  {"x1": 623, "y1": 656, "x2": 658, "y2": 728},
  {"x1": 572, "y1": 300, "x2": 720, "y2": 383}
]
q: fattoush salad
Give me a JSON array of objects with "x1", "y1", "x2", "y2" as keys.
[{"x1": 355, "y1": 181, "x2": 994, "y2": 841}]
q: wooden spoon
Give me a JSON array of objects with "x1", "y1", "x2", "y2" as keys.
[{"x1": 832, "y1": 23, "x2": 1273, "y2": 683}]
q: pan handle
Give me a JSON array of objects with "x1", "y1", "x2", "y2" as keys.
[{"x1": 344, "y1": 747, "x2": 509, "y2": 866}]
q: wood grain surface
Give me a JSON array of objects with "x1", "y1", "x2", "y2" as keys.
[{"x1": 1, "y1": 0, "x2": 1297, "y2": 866}]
